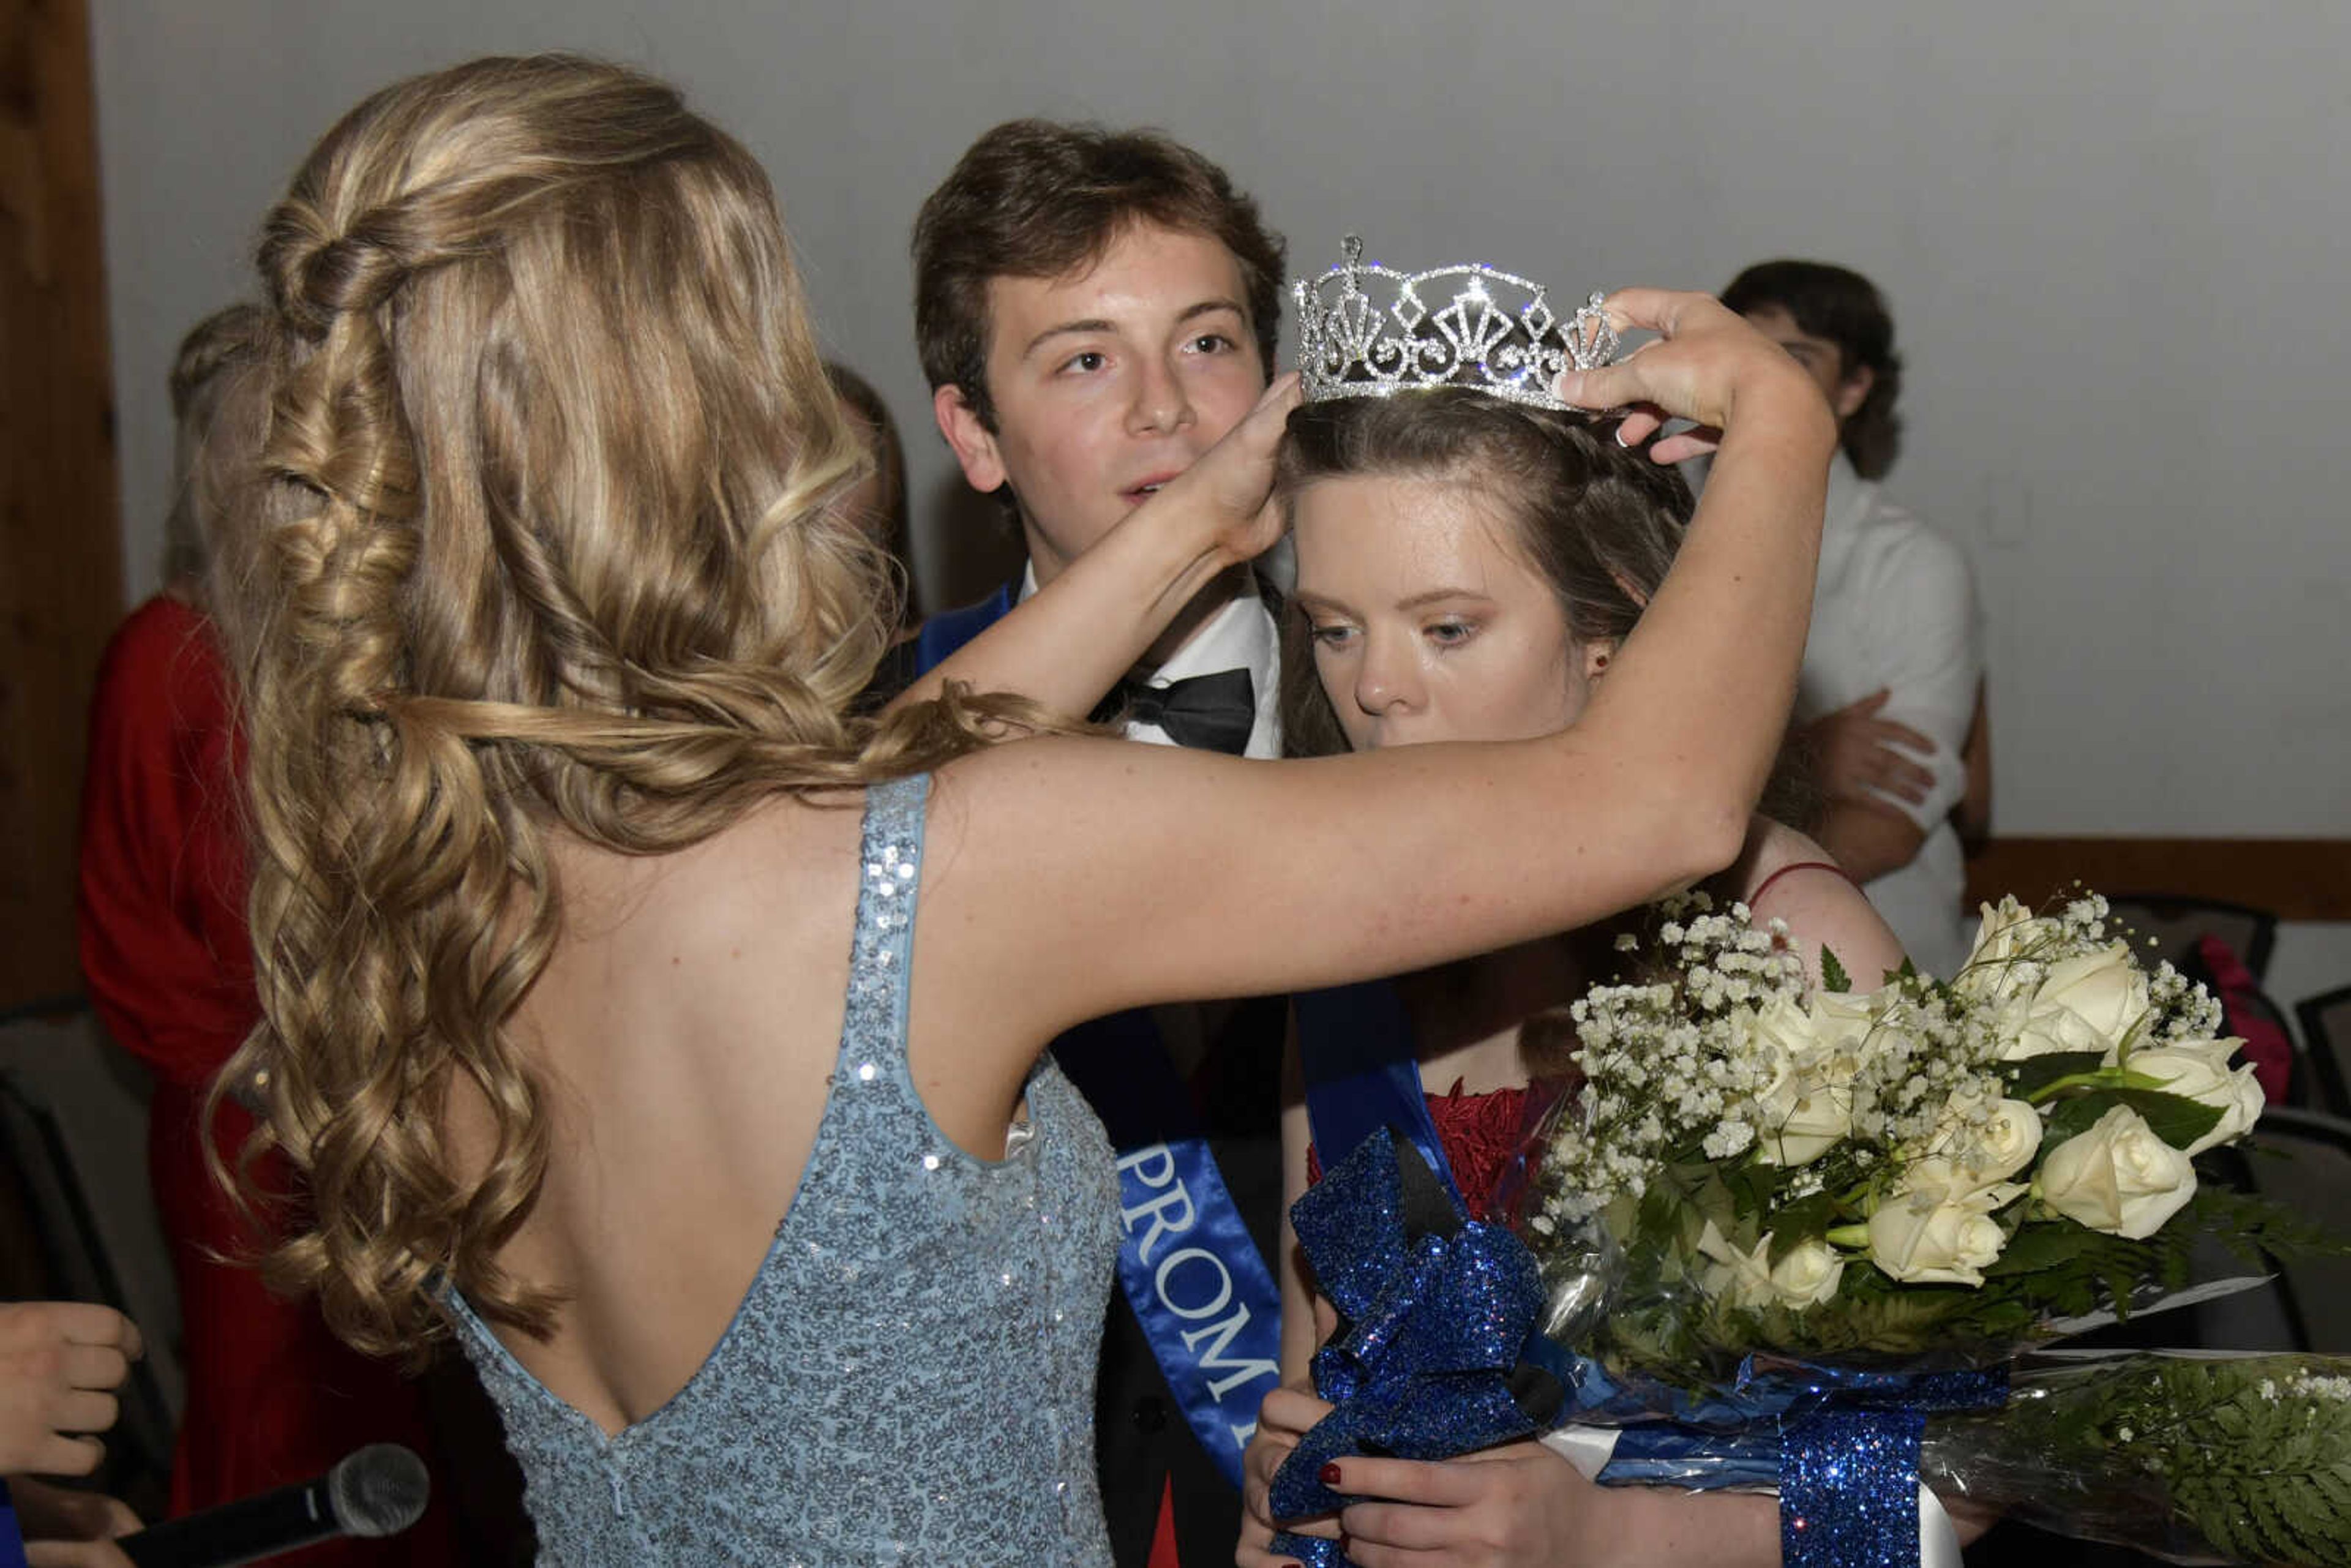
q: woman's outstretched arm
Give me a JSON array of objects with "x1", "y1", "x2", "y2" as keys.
[{"x1": 918, "y1": 290, "x2": 1839, "y2": 1067}]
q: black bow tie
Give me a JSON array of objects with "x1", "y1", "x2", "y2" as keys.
[{"x1": 1094, "y1": 667, "x2": 1257, "y2": 756}]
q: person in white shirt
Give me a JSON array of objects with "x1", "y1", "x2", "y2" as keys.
[{"x1": 1719, "y1": 260, "x2": 1987, "y2": 980}]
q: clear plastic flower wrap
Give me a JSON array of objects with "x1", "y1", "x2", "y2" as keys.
[{"x1": 1520, "y1": 1179, "x2": 2351, "y2": 1565}]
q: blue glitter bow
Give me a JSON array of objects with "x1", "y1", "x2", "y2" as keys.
[{"x1": 1265, "y1": 1130, "x2": 1564, "y2": 1564}]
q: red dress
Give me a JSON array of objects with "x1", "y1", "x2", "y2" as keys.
[
  {"x1": 77, "y1": 596, "x2": 456, "y2": 1561},
  {"x1": 1305, "y1": 1079, "x2": 1535, "y2": 1222}
]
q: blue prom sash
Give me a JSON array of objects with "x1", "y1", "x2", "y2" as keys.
[
  {"x1": 1294, "y1": 980, "x2": 1454, "y2": 1196},
  {"x1": 914, "y1": 581, "x2": 1284, "y2": 1490},
  {"x1": 1054, "y1": 1011, "x2": 1285, "y2": 1489},
  {"x1": 0, "y1": 1480, "x2": 27, "y2": 1568}
]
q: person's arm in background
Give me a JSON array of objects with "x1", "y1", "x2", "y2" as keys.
[
  {"x1": 0, "y1": 1303, "x2": 144, "y2": 1568},
  {"x1": 1954, "y1": 678, "x2": 1992, "y2": 855},
  {"x1": 1809, "y1": 525, "x2": 1980, "y2": 883},
  {"x1": 0, "y1": 1304, "x2": 140, "y2": 1480}
]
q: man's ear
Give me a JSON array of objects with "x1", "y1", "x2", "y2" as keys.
[
  {"x1": 934, "y1": 383, "x2": 1007, "y2": 494},
  {"x1": 1832, "y1": 363, "x2": 1875, "y2": 423}
]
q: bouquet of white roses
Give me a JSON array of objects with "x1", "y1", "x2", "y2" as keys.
[{"x1": 1511, "y1": 890, "x2": 2350, "y2": 1565}]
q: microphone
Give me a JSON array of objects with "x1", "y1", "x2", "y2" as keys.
[{"x1": 119, "y1": 1444, "x2": 429, "y2": 1567}]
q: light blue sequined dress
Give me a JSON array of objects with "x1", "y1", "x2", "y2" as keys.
[{"x1": 445, "y1": 775, "x2": 1123, "y2": 1564}]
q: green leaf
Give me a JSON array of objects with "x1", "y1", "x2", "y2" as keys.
[
  {"x1": 2112, "y1": 1087, "x2": 2226, "y2": 1150},
  {"x1": 2036, "y1": 1086, "x2": 2224, "y2": 1151},
  {"x1": 1766, "y1": 1194, "x2": 1847, "y2": 1262},
  {"x1": 2001, "y1": 1051, "x2": 2107, "y2": 1098},
  {"x1": 1820, "y1": 946, "x2": 1851, "y2": 994},
  {"x1": 2039, "y1": 1092, "x2": 2110, "y2": 1145}
]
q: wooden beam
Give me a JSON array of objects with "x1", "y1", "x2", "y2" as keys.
[
  {"x1": 0, "y1": 0, "x2": 122, "y2": 1007},
  {"x1": 1966, "y1": 839, "x2": 2351, "y2": 923}
]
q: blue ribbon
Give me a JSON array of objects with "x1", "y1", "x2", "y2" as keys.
[
  {"x1": 1265, "y1": 1130, "x2": 1565, "y2": 1564},
  {"x1": 1277, "y1": 983, "x2": 1564, "y2": 1565},
  {"x1": 1781, "y1": 1406, "x2": 1930, "y2": 1568},
  {"x1": 1594, "y1": 1363, "x2": 2008, "y2": 1568},
  {"x1": 1294, "y1": 981, "x2": 1452, "y2": 1191}
]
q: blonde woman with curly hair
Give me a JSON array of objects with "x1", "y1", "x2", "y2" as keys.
[{"x1": 213, "y1": 54, "x2": 1838, "y2": 1564}]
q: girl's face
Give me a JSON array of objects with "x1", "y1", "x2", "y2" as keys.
[{"x1": 1291, "y1": 473, "x2": 1607, "y2": 752}]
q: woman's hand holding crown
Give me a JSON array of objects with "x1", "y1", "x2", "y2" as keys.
[
  {"x1": 1557, "y1": 288, "x2": 1834, "y2": 465},
  {"x1": 1135, "y1": 370, "x2": 1302, "y2": 573}
]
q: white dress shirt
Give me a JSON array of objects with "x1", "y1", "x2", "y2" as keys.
[
  {"x1": 1019, "y1": 563, "x2": 1284, "y2": 759},
  {"x1": 1798, "y1": 454, "x2": 1983, "y2": 979}
]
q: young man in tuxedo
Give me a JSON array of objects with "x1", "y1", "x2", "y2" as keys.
[{"x1": 908, "y1": 121, "x2": 1289, "y2": 1566}]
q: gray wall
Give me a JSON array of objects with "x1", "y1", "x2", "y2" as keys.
[{"x1": 93, "y1": 1, "x2": 2351, "y2": 842}]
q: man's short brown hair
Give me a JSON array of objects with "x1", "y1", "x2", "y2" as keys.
[{"x1": 913, "y1": 119, "x2": 1285, "y2": 429}]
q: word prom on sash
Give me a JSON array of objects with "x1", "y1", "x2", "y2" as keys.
[{"x1": 1114, "y1": 1139, "x2": 1286, "y2": 1477}]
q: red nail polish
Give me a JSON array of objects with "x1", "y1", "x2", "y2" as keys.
[{"x1": 1320, "y1": 1461, "x2": 1342, "y2": 1486}]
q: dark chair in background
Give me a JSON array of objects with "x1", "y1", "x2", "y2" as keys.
[
  {"x1": 2102, "y1": 894, "x2": 2279, "y2": 982},
  {"x1": 2296, "y1": 985, "x2": 2351, "y2": 1122},
  {"x1": 2200, "y1": 1105, "x2": 2351, "y2": 1354}
]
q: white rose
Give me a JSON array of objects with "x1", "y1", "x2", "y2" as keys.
[
  {"x1": 1750, "y1": 1057, "x2": 1854, "y2": 1166},
  {"x1": 1808, "y1": 991, "x2": 1879, "y2": 1065},
  {"x1": 1931, "y1": 1097, "x2": 2044, "y2": 1186},
  {"x1": 2123, "y1": 1040, "x2": 2266, "y2": 1156},
  {"x1": 1766, "y1": 1237, "x2": 1847, "y2": 1308},
  {"x1": 1697, "y1": 1223, "x2": 1845, "y2": 1311},
  {"x1": 2038, "y1": 1105, "x2": 2199, "y2": 1239},
  {"x1": 1955, "y1": 898, "x2": 2061, "y2": 1003},
  {"x1": 1897, "y1": 1155, "x2": 2028, "y2": 1210},
  {"x1": 1865, "y1": 1176, "x2": 2017, "y2": 1287},
  {"x1": 1697, "y1": 1220, "x2": 1776, "y2": 1310},
  {"x1": 1739, "y1": 993, "x2": 1820, "y2": 1060},
  {"x1": 2008, "y1": 943, "x2": 2153, "y2": 1060},
  {"x1": 1738, "y1": 998, "x2": 1854, "y2": 1167}
]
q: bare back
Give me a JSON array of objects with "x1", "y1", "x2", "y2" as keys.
[
  {"x1": 446, "y1": 793, "x2": 871, "y2": 1433},
  {"x1": 440, "y1": 775, "x2": 1120, "y2": 1562}
]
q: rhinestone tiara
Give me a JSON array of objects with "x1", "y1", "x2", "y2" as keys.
[{"x1": 1292, "y1": 236, "x2": 1618, "y2": 411}]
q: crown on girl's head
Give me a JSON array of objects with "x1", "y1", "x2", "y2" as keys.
[{"x1": 1292, "y1": 236, "x2": 1618, "y2": 411}]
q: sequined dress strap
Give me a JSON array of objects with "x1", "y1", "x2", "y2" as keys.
[{"x1": 842, "y1": 772, "x2": 929, "y2": 1061}]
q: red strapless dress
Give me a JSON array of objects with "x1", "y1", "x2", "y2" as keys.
[{"x1": 1305, "y1": 1078, "x2": 1534, "y2": 1221}]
